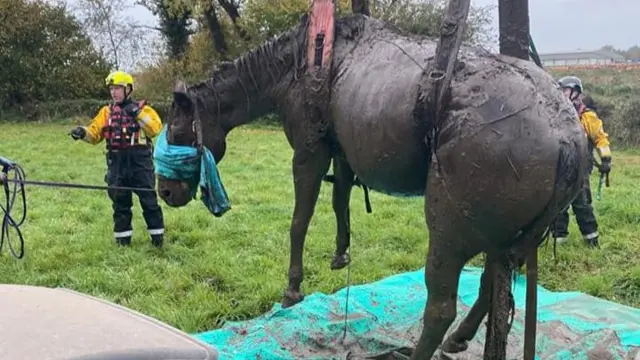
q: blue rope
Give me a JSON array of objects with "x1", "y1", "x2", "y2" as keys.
[{"x1": 153, "y1": 126, "x2": 231, "y2": 217}]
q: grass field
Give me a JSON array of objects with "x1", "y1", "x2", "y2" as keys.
[{"x1": 0, "y1": 122, "x2": 639, "y2": 334}]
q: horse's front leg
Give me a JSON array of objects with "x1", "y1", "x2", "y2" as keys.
[
  {"x1": 281, "y1": 144, "x2": 332, "y2": 308},
  {"x1": 330, "y1": 156, "x2": 355, "y2": 270}
]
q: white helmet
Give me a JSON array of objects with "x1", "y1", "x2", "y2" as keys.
[{"x1": 558, "y1": 76, "x2": 583, "y2": 93}]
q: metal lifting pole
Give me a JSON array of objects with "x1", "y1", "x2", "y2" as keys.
[{"x1": 497, "y1": 0, "x2": 538, "y2": 359}]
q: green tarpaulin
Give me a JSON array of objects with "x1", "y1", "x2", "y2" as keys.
[{"x1": 194, "y1": 266, "x2": 640, "y2": 359}]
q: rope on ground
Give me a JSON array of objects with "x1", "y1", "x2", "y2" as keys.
[
  {"x1": 0, "y1": 154, "x2": 161, "y2": 259},
  {"x1": 1, "y1": 157, "x2": 27, "y2": 259},
  {"x1": 341, "y1": 248, "x2": 352, "y2": 342},
  {"x1": 4, "y1": 179, "x2": 158, "y2": 192}
]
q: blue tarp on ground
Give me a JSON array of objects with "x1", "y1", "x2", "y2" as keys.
[{"x1": 194, "y1": 267, "x2": 640, "y2": 359}]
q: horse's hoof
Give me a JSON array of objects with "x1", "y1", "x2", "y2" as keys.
[
  {"x1": 330, "y1": 253, "x2": 350, "y2": 270},
  {"x1": 281, "y1": 290, "x2": 304, "y2": 308},
  {"x1": 441, "y1": 337, "x2": 469, "y2": 354}
]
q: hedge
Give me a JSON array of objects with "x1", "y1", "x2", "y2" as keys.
[
  {"x1": 1, "y1": 97, "x2": 639, "y2": 147},
  {"x1": 0, "y1": 99, "x2": 282, "y2": 128}
]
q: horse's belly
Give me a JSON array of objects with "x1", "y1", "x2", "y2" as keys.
[
  {"x1": 331, "y1": 67, "x2": 429, "y2": 196},
  {"x1": 345, "y1": 144, "x2": 429, "y2": 197}
]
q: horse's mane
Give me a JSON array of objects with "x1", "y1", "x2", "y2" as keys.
[
  {"x1": 179, "y1": 12, "x2": 497, "y2": 117},
  {"x1": 185, "y1": 15, "x2": 311, "y2": 113}
]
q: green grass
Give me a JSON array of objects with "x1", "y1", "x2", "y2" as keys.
[{"x1": 0, "y1": 122, "x2": 639, "y2": 334}]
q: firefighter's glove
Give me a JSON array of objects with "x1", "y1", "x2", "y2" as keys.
[
  {"x1": 599, "y1": 157, "x2": 611, "y2": 175},
  {"x1": 124, "y1": 103, "x2": 142, "y2": 119},
  {"x1": 69, "y1": 127, "x2": 86, "y2": 140}
]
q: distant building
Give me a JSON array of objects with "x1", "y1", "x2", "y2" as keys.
[{"x1": 539, "y1": 49, "x2": 627, "y2": 67}]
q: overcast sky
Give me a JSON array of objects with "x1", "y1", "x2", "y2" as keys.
[
  {"x1": 122, "y1": 0, "x2": 638, "y2": 54},
  {"x1": 472, "y1": 0, "x2": 639, "y2": 52}
]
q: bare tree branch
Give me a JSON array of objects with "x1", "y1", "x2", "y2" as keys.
[
  {"x1": 203, "y1": 2, "x2": 229, "y2": 58},
  {"x1": 216, "y1": 0, "x2": 250, "y2": 42},
  {"x1": 352, "y1": 0, "x2": 370, "y2": 15},
  {"x1": 72, "y1": 0, "x2": 156, "y2": 70},
  {"x1": 132, "y1": 24, "x2": 163, "y2": 32}
]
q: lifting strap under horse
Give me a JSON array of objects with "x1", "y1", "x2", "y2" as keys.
[{"x1": 306, "y1": 0, "x2": 372, "y2": 214}]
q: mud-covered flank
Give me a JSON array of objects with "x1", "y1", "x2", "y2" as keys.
[
  {"x1": 322, "y1": 15, "x2": 584, "y2": 197},
  {"x1": 194, "y1": 267, "x2": 640, "y2": 359}
]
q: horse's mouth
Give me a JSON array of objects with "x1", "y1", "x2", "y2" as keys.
[{"x1": 157, "y1": 178, "x2": 192, "y2": 207}]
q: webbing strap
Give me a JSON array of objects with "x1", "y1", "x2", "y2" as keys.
[{"x1": 422, "y1": 0, "x2": 471, "y2": 167}]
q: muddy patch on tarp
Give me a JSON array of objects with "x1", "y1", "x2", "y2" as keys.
[{"x1": 193, "y1": 267, "x2": 640, "y2": 360}]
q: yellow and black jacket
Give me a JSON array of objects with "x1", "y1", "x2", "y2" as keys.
[
  {"x1": 82, "y1": 100, "x2": 162, "y2": 150},
  {"x1": 579, "y1": 105, "x2": 611, "y2": 160}
]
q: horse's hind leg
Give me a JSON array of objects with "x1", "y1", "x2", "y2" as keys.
[
  {"x1": 442, "y1": 252, "x2": 520, "y2": 357},
  {"x1": 330, "y1": 156, "x2": 355, "y2": 270},
  {"x1": 411, "y1": 232, "x2": 471, "y2": 360},
  {"x1": 442, "y1": 255, "x2": 493, "y2": 354},
  {"x1": 411, "y1": 177, "x2": 479, "y2": 360}
]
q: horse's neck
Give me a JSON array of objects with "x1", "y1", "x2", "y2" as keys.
[
  {"x1": 203, "y1": 76, "x2": 287, "y2": 132},
  {"x1": 226, "y1": 54, "x2": 303, "y2": 129}
]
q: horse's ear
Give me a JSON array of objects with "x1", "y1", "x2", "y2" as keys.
[
  {"x1": 173, "y1": 77, "x2": 187, "y2": 93},
  {"x1": 173, "y1": 77, "x2": 192, "y2": 111}
]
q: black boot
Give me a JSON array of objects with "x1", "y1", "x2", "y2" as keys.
[
  {"x1": 116, "y1": 236, "x2": 131, "y2": 246},
  {"x1": 151, "y1": 234, "x2": 163, "y2": 248},
  {"x1": 585, "y1": 236, "x2": 600, "y2": 248}
]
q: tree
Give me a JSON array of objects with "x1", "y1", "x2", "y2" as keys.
[
  {"x1": 191, "y1": 0, "x2": 252, "y2": 60},
  {"x1": 73, "y1": 0, "x2": 158, "y2": 70},
  {"x1": 624, "y1": 45, "x2": 640, "y2": 61},
  {"x1": 238, "y1": 0, "x2": 492, "y2": 47},
  {"x1": 0, "y1": 0, "x2": 110, "y2": 108},
  {"x1": 131, "y1": 0, "x2": 493, "y2": 98},
  {"x1": 600, "y1": 45, "x2": 626, "y2": 56},
  {"x1": 203, "y1": 1, "x2": 230, "y2": 58},
  {"x1": 599, "y1": 44, "x2": 640, "y2": 61},
  {"x1": 352, "y1": 0, "x2": 370, "y2": 15},
  {"x1": 241, "y1": 0, "x2": 351, "y2": 39},
  {"x1": 150, "y1": 0, "x2": 251, "y2": 60},
  {"x1": 371, "y1": 0, "x2": 494, "y2": 47},
  {"x1": 137, "y1": 0, "x2": 194, "y2": 59}
]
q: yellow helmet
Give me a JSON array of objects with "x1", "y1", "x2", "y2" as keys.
[{"x1": 105, "y1": 71, "x2": 134, "y2": 90}]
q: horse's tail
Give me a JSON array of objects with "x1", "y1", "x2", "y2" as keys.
[
  {"x1": 484, "y1": 137, "x2": 587, "y2": 359},
  {"x1": 508, "y1": 137, "x2": 586, "y2": 258},
  {"x1": 545, "y1": 138, "x2": 588, "y2": 237}
]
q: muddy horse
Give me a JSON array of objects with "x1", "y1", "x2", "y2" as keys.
[{"x1": 156, "y1": 13, "x2": 588, "y2": 360}]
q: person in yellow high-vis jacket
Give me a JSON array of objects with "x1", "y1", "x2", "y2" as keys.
[
  {"x1": 551, "y1": 76, "x2": 612, "y2": 248},
  {"x1": 69, "y1": 71, "x2": 166, "y2": 248}
]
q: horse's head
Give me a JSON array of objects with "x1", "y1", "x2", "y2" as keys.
[
  {"x1": 157, "y1": 20, "x2": 310, "y2": 207},
  {"x1": 157, "y1": 75, "x2": 245, "y2": 207}
]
